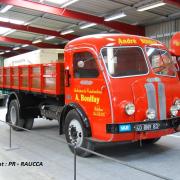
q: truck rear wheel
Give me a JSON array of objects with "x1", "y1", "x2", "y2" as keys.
[
  {"x1": 7, "y1": 99, "x2": 24, "y2": 131},
  {"x1": 64, "y1": 109, "x2": 94, "y2": 157}
]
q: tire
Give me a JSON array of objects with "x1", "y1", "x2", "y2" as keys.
[
  {"x1": 64, "y1": 109, "x2": 94, "y2": 157},
  {"x1": 24, "y1": 118, "x2": 34, "y2": 130},
  {"x1": 6, "y1": 99, "x2": 24, "y2": 131},
  {"x1": 141, "y1": 138, "x2": 160, "y2": 145}
]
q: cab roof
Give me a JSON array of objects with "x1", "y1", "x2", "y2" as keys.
[{"x1": 65, "y1": 34, "x2": 166, "y2": 50}]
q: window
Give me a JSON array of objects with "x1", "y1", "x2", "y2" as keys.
[
  {"x1": 146, "y1": 47, "x2": 176, "y2": 76},
  {"x1": 101, "y1": 47, "x2": 148, "y2": 77},
  {"x1": 73, "y1": 51, "x2": 99, "y2": 78}
]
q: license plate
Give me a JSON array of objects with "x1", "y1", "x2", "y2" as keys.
[{"x1": 134, "y1": 122, "x2": 161, "y2": 132}]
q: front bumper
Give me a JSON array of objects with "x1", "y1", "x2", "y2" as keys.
[{"x1": 107, "y1": 117, "x2": 180, "y2": 134}]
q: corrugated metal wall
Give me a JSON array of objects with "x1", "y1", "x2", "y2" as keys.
[{"x1": 145, "y1": 19, "x2": 180, "y2": 48}]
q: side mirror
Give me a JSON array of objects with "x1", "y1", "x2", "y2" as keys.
[{"x1": 77, "y1": 61, "x2": 85, "y2": 68}]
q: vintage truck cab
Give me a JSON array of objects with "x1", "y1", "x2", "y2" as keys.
[
  {"x1": 64, "y1": 34, "x2": 180, "y2": 151},
  {"x1": 3, "y1": 34, "x2": 180, "y2": 157}
]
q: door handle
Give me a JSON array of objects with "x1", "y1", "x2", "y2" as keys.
[
  {"x1": 65, "y1": 69, "x2": 70, "y2": 87},
  {"x1": 101, "y1": 85, "x2": 106, "y2": 91}
]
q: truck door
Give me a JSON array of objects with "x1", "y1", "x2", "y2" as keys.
[{"x1": 66, "y1": 48, "x2": 111, "y2": 139}]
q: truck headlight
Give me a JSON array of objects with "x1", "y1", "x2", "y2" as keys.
[
  {"x1": 146, "y1": 109, "x2": 156, "y2": 120},
  {"x1": 125, "y1": 103, "x2": 135, "y2": 115},
  {"x1": 175, "y1": 99, "x2": 180, "y2": 110},
  {"x1": 170, "y1": 105, "x2": 178, "y2": 116}
]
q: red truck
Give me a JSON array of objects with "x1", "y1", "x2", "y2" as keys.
[
  {"x1": 170, "y1": 32, "x2": 180, "y2": 79},
  {"x1": 0, "y1": 34, "x2": 180, "y2": 157}
]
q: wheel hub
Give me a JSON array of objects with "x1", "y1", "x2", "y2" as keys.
[
  {"x1": 70, "y1": 126, "x2": 78, "y2": 139},
  {"x1": 68, "y1": 119, "x2": 83, "y2": 146}
]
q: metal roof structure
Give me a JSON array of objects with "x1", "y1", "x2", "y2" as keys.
[{"x1": 0, "y1": 0, "x2": 179, "y2": 57}]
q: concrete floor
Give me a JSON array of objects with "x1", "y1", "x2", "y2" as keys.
[{"x1": 0, "y1": 106, "x2": 180, "y2": 180}]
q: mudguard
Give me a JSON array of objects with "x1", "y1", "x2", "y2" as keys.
[{"x1": 59, "y1": 103, "x2": 91, "y2": 136}]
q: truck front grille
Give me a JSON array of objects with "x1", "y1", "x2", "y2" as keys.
[
  {"x1": 145, "y1": 82, "x2": 166, "y2": 120},
  {"x1": 158, "y1": 82, "x2": 166, "y2": 119},
  {"x1": 145, "y1": 83, "x2": 158, "y2": 119}
]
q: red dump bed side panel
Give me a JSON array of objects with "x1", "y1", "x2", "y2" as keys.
[{"x1": 0, "y1": 62, "x2": 64, "y2": 96}]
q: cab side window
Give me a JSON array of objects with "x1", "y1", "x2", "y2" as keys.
[{"x1": 73, "y1": 51, "x2": 99, "y2": 78}]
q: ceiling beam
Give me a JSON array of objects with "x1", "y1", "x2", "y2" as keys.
[
  {"x1": 163, "y1": 0, "x2": 180, "y2": 7},
  {"x1": 0, "y1": 45, "x2": 13, "y2": 51},
  {"x1": 0, "y1": 0, "x2": 145, "y2": 35},
  {"x1": 1, "y1": 52, "x2": 30, "y2": 58},
  {"x1": 0, "y1": 45, "x2": 32, "y2": 58},
  {"x1": 1, "y1": 52, "x2": 19, "y2": 58},
  {"x1": 0, "y1": 21, "x2": 77, "y2": 40},
  {"x1": 0, "y1": 36, "x2": 63, "y2": 48},
  {"x1": 0, "y1": 45, "x2": 31, "y2": 53}
]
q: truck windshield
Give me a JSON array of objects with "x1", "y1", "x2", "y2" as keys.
[
  {"x1": 146, "y1": 47, "x2": 176, "y2": 77},
  {"x1": 101, "y1": 47, "x2": 148, "y2": 77}
]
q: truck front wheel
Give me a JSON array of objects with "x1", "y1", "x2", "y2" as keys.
[
  {"x1": 64, "y1": 109, "x2": 94, "y2": 157},
  {"x1": 6, "y1": 100, "x2": 24, "y2": 131}
]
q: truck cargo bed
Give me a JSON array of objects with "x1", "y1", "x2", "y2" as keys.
[{"x1": 0, "y1": 62, "x2": 64, "y2": 96}]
